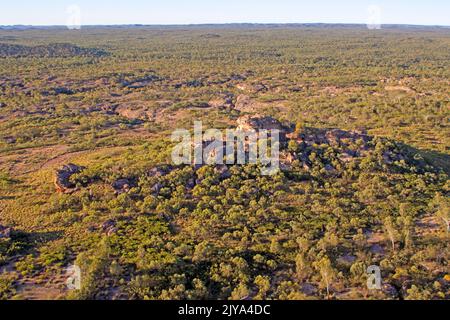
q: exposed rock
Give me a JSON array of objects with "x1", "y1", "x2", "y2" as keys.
[
  {"x1": 385, "y1": 85, "x2": 415, "y2": 94},
  {"x1": 294, "y1": 128, "x2": 372, "y2": 154},
  {"x1": 236, "y1": 83, "x2": 267, "y2": 93},
  {"x1": 234, "y1": 95, "x2": 266, "y2": 112},
  {"x1": 148, "y1": 166, "x2": 172, "y2": 178},
  {"x1": 0, "y1": 225, "x2": 12, "y2": 239},
  {"x1": 235, "y1": 94, "x2": 251, "y2": 110},
  {"x1": 234, "y1": 94, "x2": 285, "y2": 113},
  {"x1": 54, "y1": 163, "x2": 85, "y2": 193},
  {"x1": 115, "y1": 105, "x2": 150, "y2": 121},
  {"x1": 208, "y1": 94, "x2": 234, "y2": 109},
  {"x1": 112, "y1": 179, "x2": 131, "y2": 194},
  {"x1": 236, "y1": 114, "x2": 291, "y2": 143},
  {"x1": 237, "y1": 115, "x2": 286, "y2": 132}
]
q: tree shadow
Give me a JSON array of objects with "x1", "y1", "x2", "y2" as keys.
[
  {"x1": 25, "y1": 230, "x2": 64, "y2": 243},
  {"x1": 0, "y1": 196, "x2": 16, "y2": 200},
  {"x1": 400, "y1": 143, "x2": 450, "y2": 175}
]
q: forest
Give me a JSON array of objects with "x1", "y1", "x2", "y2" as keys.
[{"x1": 0, "y1": 24, "x2": 448, "y2": 300}]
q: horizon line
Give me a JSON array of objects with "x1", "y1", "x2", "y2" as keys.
[{"x1": 1, "y1": 22, "x2": 450, "y2": 28}]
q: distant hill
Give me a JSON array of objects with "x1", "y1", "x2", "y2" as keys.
[{"x1": 0, "y1": 23, "x2": 449, "y2": 31}]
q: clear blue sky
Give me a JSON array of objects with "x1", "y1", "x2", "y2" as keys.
[{"x1": 1, "y1": 0, "x2": 449, "y2": 26}]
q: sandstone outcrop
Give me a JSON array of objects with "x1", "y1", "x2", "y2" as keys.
[{"x1": 54, "y1": 163, "x2": 85, "y2": 193}]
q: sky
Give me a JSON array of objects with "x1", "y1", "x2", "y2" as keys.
[{"x1": 0, "y1": 0, "x2": 449, "y2": 26}]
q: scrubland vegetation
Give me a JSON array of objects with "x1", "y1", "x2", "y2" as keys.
[{"x1": 0, "y1": 25, "x2": 448, "y2": 300}]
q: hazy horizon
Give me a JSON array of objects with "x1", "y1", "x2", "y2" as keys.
[
  {"x1": 1, "y1": 23, "x2": 449, "y2": 27},
  {"x1": 1, "y1": 0, "x2": 449, "y2": 27}
]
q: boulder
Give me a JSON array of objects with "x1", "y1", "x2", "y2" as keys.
[
  {"x1": 54, "y1": 163, "x2": 85, "y2": 193},
  {"x1": 236, "y1": 115, "x2": 286, "y2": 133},
  {"x1": 0, "y1": 225, "x2": 12, "y2": 239},
  {"x1": 208, "y1": 94, "x2": 234, "y2": 109},
  {"x1": 112, "y1": 179, "x2": 131, "y2": 194}
]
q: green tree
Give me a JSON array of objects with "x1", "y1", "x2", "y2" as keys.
[
  {"x1": 254, "y1": 275, "x2": 270, "y2": 300},
  {"x1": 313, "y1": 256, "x2": 336, "y2": 299}
]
